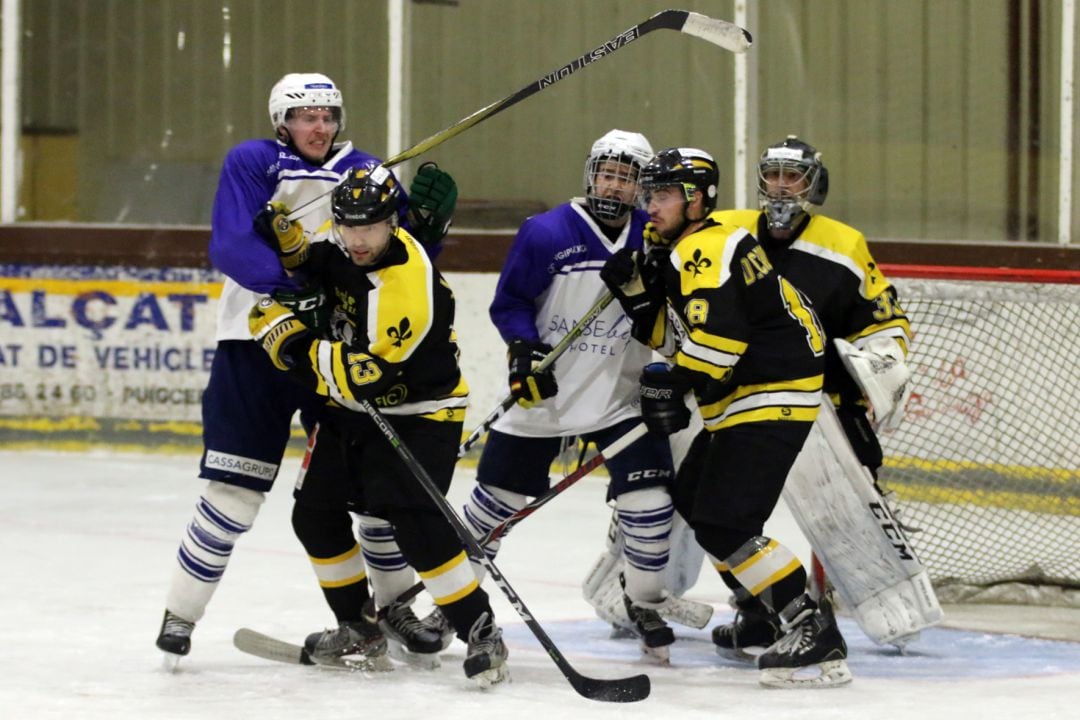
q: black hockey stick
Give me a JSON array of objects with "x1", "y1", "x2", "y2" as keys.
[
  {"x1": 390, "y1": 423, "x2": 648, "y2": 610},
  {"x1": 359, "y1": 398, "x2": 650, "y2": 703},
  {"x1": 458, "y1": 290, "x2": 615, "y2": 456},
  {"x1": 286, "y1": 9, "x2": 751, "y2": 221}
]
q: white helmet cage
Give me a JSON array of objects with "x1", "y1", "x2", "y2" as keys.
[
  {"x1": 757, "y1": 135, "x2": 829, "y2": 232},
  {"x1": 268, "y1": 73, "x2": 346, "y2": 135},
  {"x1": 583, "y1": 129, "x2": 655, "y2": 221}
]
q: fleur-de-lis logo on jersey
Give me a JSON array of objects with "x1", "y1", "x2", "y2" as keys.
[
  {"x1": 387, "y1": 317, "x2": 413, "y2": 347},
  {"x1": 683, "y1": 249, "x2": 712, "y2": 276}
]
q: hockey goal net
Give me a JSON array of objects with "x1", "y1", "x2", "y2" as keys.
[{"x1": 877, "y1": 264, "x2": 1080, "y2": 606}]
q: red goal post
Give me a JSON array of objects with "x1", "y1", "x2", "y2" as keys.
[{"x1": 872, "y1": 263, "x2": 1080, "y2": 606}]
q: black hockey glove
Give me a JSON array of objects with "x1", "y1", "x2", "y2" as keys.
[
  {"x1": 507, "y1": 339, "x2": 558, "y2": 408},
  {"x1": 253, "y1": 201, "x2": 309, "y2": 270},
  {"x1": 407, "y1": 162, "x2": 458, "y2": 249},
  {"x1": 600, "y1": 248, "x2": 666, "y2": 330},
  {"x1": 639, "y1": 362, "x2": 692, "y2": 435},
  {"x1": 273, "y1": 286, "x2": 328, "y2": 333}
]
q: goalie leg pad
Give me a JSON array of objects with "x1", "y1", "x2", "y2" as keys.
[
  {"x1": 783, "y1": 400, "x2": 943, "y2": 645},
  {"x1": 166, "y1": 481, "x2": 265, "y2": 623}
]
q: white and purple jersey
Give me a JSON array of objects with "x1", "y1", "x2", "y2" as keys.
[
  {"x1": 208, "y1": 139, "x2": 382, "y2": 340},
  {"x1": 490, "y1": 200, "x2": 659, "y2": 437}
]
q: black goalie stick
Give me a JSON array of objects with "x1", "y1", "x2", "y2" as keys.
[
  {"x1": 286, "y1": 9, "x2": 751, "y2": 221},
  {"x1": 360, "y1": 398, "x2": 650, "y2": 703}
]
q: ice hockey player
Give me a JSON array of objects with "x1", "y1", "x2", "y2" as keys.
[
  {"x1": 600, "y1": 147, "x2": 852, "y2": 687},
  {"x1": 707, "y1": 135, "x2": 912, "y2": 656},
  {"x1": 457, "y1": 130, "x2": 711, "y2": 663},
  {"x1": 247, "y1": 165, "x2": 508, "y2": 687},
  {"x1": 155, "y1": 72, "x2": 457, "y2": 667}
]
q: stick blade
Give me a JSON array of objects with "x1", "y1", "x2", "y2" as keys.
[
  {"x1": 680, "y1": 11, "x2": 753, "y2": 53},
  {"x1": 571, "y1": 672, "x2": 651, "y2": 703}
]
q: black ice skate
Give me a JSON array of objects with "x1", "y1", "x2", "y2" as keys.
[
  {"x1": 303, "y1": 600, "x2": 390, "y2": 671},
  {"x1": 419, "y1": 606, "x2": 456, "y2": 650},
  {"x1": 757, "y1": 595, "x2": 852, "y2": 688},
  {"x1": 711, "y1": 596, "x2": 783, "y2": 662},
  {"x1": 379, "y1": 602, "x2": 444, "y2": 669},
  {"x1": 463, "y1": 611, "x2": 509, "y2": 688},
  {"x1": 156, "y1": 609, "x2": 194, "y2": 669},
  {"x1": 621, "y1": 575, "x2": 675, "y2": 664}
]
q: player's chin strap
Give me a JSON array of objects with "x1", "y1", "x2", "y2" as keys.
[
  {"x1": 782, "y1": 399, "x2": 943, "y2": 648},
  {"x1": 834, "y1": 337, "x2": 912, "y2": 430}
]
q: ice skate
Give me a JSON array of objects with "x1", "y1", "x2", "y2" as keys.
[
  {"x1": 379, "y1": 602, "x2": 444, "y2": 669},
  {"x1": 156, "y1": 610, "x2": 194, "y2": 669},
  {"x1": 711, "y1": 597, "x2": 783, "y2": 662},
  {"x1": 303, "y1": 601, "x2": 391, "y2": 672},
  {"x1": 463, "y1": 611, "x2": 510, "y2": 689},
  {"x1": 419, "y1": 606, "x2": 456, "y2": 650},
  {"x1": 622, "y1": 579, "x2": 675, "y2": 664},
  {"x1": 757, "y1": 595, "x2": 852, "y2": 688}
]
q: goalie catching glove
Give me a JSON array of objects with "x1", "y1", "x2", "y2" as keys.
[
  {"x1": 248, "y1": 297, "x2": 311, "y2": 371},
  {"x1": 253, "y1": 201, "x2": 309, "y2": 270},
  {"x1": 407, "y1": 162, "x2": 458, "y2": 249},
  {"x1": 834, "y1": 337, "x2": 912, "y2": 430},
  {"x1": 507, "y1": 340, "x2": 557, "y2": 408}
]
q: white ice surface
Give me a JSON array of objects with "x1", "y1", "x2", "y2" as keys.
[{"x1": 1, "y1": 450, "x2": 1078, "y2": 720}]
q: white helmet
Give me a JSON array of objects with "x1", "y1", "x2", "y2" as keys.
[
  {"x1": 583, "y1": 129, "x2": 654, "y2": 221},
  {"x1": 268, "y1": 72, "x2": 346, "y2": 132}
]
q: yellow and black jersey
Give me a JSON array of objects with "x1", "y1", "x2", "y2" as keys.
[
  {"x1": 289, "y1": 228, "x2": 468, "y2": 422},
  {"x1": 712, "y1": 209, "x2": 911, "y2": 407},
  {"x1": 652, "y1": 217, "x2": 825, "y2": 431}
]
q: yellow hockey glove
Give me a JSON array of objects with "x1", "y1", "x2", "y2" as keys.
[
  {"x1": 253, "y1": 201, "x2": 309, "y2": 269},
  {"x1": 248, "y1": 296, "x2": 310, "y2": 371}
]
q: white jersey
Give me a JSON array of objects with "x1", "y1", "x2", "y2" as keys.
[
  {"x1": 208, "y1": 139, "x2": 381, "y2": 341},
  {"x1": 490, "y1": 201, "x2": 659, "y2": 437}
]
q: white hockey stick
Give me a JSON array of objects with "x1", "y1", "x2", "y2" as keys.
[{"x1": 286, "y1": 10, "x2": 751, "y2": 221}]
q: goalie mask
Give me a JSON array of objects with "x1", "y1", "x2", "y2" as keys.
[
  {"x1": 640, "y1": 148, "x2": 719, "y2": 210},
  {"x1": 583, "y1": 129, "x2": 654, "y2": 222},
  {"x1": 757, "y1": 135, "x2": 829, "y2": 232},
  {"x1": 332, "y1": 165, "x2": 402, "y2": 227}
]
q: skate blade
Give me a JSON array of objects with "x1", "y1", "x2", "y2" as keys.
[
  {"x1": 471, "y1": 664, "x2": 511, "y2": 689},
  {"x1": 641, "y1": 643, "x2": 672, "y2": 666},
  {"x1": 608, "y1": 624, "x2": 638, "y2": 640},
  {"x1": 160, "y1": 652, "x2": 183, "y2": 672},
  {"x1": 759, "y1": 659, "x2": 852, "y2": 689},
  {"x1": 713, "y1": 644, "x2": 762, "y2": 664},
  {"x1": 311, "y1": 653, "x2": 395, "y2": 674},
  {"x1": 386, "y1": 639, "x2": 441, "y2": 669}
]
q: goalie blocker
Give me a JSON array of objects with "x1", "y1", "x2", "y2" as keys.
[{"x1": 783, "y1": 399, "x2": 943, "y2": 647}]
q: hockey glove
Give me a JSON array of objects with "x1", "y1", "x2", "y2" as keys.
[
  {"x1": 248, "y1": 296, "x2": 311, "y2": 371},
  {"x1": 507, "y1": 339, "x2": 558, "y2": 408},
  {"x1": 253, "y1": 201, "x2": 309, "y2": 270},
  {"x1": 600, "y1": 248, "x2": 667, "y2": 326},
  {"x1": 407, "y1": 162, "x2": 458, "y2": 248},
  {"x1": 639, "y1": 362, "x2": 692, "y2": 435},
  {"x1": 834, "y1": 337, "x2": 912, "y2": 431},
  {"x1": 642, "y1": 221, "x2": 673, "y2": 251},
  {"x1": 273, "y1": 286, "x2": 328, "y2": 333}
]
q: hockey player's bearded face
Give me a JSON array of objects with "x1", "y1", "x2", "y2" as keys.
[
  {"x1": 339, "y1": 220, "x2": 393, "y2": 266},
  {"x1": 282, "y1": 107, "x2": 340, "y2": 164},
  {"x1": 646, "y1": 185, "x2": 696, "y2": 242}
]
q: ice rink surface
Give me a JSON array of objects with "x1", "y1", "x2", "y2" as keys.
[{"x1": 1, "y1": 449, "x2": 1078, "y2": 720}]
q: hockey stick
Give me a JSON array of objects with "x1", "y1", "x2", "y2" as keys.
[
  {"x1": 391, "y1": 422, "x2": 648, "y2": 610},
  {"x1": 360, "y1": 398, "x2": 650, "y2": 703},
  {"x1": 458, "y1": 290, "x2": 615, "y2": 457},
  {"x1": 286, "y1": 10, "x2": 751, "y2": 221}
]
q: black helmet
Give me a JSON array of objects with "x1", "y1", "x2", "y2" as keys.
[
  {"x1": 640, "y1": 147, "x2": 719, "y2": 210},
  {"x1": 332, "y1": 165, "x2": 402, "y2": 226},
  {"x1": 757, "y1": 135, "x2": 829, "y2": 231}
]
